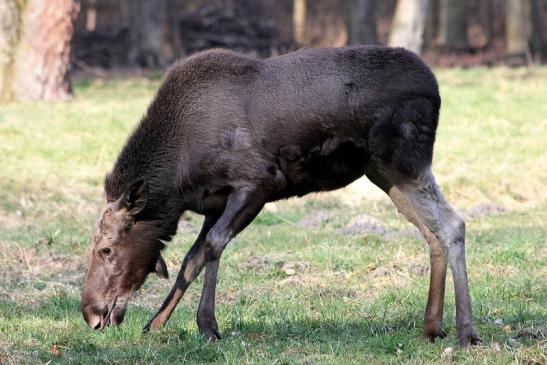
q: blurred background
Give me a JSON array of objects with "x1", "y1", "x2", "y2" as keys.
[{"x1": 1, "y1": 0, "x2": 546, "y2": 101}]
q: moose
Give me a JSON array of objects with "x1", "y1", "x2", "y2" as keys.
[{"x1": 81, "y1": 46, "x2": 480, "y2": 346}]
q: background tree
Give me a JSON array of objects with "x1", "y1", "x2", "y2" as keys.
[
  {"x1": 388, "y1": 0, "x2": 429, "y2": 54},
  {"x1": 0, "y1": 0, "x2": 79, "y2": 101},
  {"x1": 123, "y1": 0, "x2": 182, "y2": 68},
  {"x1": 438, "y1": 0, "x2": 469, "y2": 50},
  {"x1": 424, "y1": 0, "x2": 439, "y2": 47},
  {"x1": 66, "y1": 0, "x2": 547, "y2": 68},
  {"x1": 0, "y1": 0, "x2": 20, "y2": 101},
  {"x1": 531, "y1": 0, "x2": 546, "y2": 60},
  {"x1": 506, "y1": 0, "x2": 532, "y2": 58},
  {"x1": 346, "y1": 0, "x2": 377, "y2": 45},
  {"x1": 293, "y1": 0, "x2": 306, "y2": 45}
]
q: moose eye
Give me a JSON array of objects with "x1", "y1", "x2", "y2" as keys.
[{"x1": 99, "y1": 247, "x2": 111, "y2": 256}]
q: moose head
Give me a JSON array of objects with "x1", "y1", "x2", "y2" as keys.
[{"x1": 80, "y1": 178, "x2": 168, "y2": 330}]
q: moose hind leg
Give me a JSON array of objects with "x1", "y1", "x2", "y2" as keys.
[
  {"x1": 388, "y1": 187, "x2": 448, "y2": 341},
  {"x1": 398, "y1": 170, "x2": 480, "y2": 346},
  {"x1": 365, "y1": 167, "x2": 447, "y2": 341}
]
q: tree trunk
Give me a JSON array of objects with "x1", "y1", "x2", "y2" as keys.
[
  {"x1": 388, "y1": 0, "x2": 429, "y2": 54},
  {"x1": 531, "y1": 0, "x2": 545, "y2": 61},
  {"x1": 0, "y1": 0, "x2": 21, "y2": 101},
  {"x1": 506, "y1": 0, "x2": 532, "y2": 56},
  {"x1": 480, "y1": 0, "x2": 494, "y2": 49},
  {"x1": 346, "y1": 0, "x2": 377, "y2": 45},
  {"x1": 438, "y1": 0, "x2": 469, "y2": 50},
  {"x1": 424, "y1": 0, "x2": 439, "y2": 48},
  {"x1": 123, "y1": 0, "x2": 182, "y2": 68},
  {"x1": 293, "y1": 0, "x2": 306, "y2": 45},
  {"x1": 0, "y1": 0, "x2": 78, "y2": 101}
]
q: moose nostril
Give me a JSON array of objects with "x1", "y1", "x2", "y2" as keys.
[
  {"x1": 83, "y1": 306, "x2": 104, "y2": 330},
  {"x1": 87, "y1": 312, "x2": 103, "y2": 330},
  {"x1": 93, "y1": 321, "x2": 102, "y2": 330}
]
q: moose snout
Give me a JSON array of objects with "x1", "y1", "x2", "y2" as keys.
[
  {"x1": 82, "y1": 303, "x2": 108, "y2": 330},
  {"x1": 81, "y1": 300, "x2": 127, "y2": 330}
]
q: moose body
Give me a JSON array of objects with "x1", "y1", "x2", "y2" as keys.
[{"x1": 81, "y1": 46, "x2": 480, "y2": 346}]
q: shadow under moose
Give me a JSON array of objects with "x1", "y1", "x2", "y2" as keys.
[{"x1": 80, "y1": 46, "x2": 481, "y2": 347}]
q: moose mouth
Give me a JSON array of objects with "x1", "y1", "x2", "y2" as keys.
[{"x1": 84, "y1": 297, "x2": 128, "y2": 330}]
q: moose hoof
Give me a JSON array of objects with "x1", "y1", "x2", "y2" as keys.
[
  {"x1": 198, "y1": 318, "x2": 222, "y2": 342},
  {"x1": 423, "y1": 327, "x2": 447, "y2": 343},
  {"x1": 458, "y1": 327, "x2": 482, "y2": 347},
  {"x1": 142, "y1": 318, "x2": 162, "y2": 334},
  {"x1": 142, "y1": 323, "x2": 151, "y2": 334},
  {"x1": 200, "y1": 327, "x2": 222, "y2": 342}
]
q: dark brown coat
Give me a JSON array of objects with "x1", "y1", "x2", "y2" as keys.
[{"x1": 82, "y1": 46, "x2": 479, "y2": 347}]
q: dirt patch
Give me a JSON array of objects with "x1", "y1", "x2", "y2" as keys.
[
  {"x1": 238, "y1": 255, "x2": 269, "y2": 272},
  {"x1": 296, "y1": 211, "x2": 329, "y2": 229},
  {"x1": 465, "y1": 202, "x2": 507, "y2": 219},
  {"x1": 279, "y1": 261, "x2": 308, "y2": 276},
  {"x1": 408, "y1": 263, "x2": 429, "y2": 276},
  {"x1": 340, "y1": 214, "x2": 386, "y2": 235},
  {"x1": 339, "y1": 215, "x2": 421, "y2": 241},
  {"x1": 367, "y1": 264, "x2": 404, "y2": 279}
]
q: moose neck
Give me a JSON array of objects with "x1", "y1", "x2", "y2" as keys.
[{"x1": 105, "y1": 113, "x2": 186, "y2": 241}]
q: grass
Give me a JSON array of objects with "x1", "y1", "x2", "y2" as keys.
[{"x1": 1, "y1": 67, "x2": 546, "y2": 364}]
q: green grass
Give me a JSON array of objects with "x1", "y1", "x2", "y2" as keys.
[{"x1": 1, "y1": 67, "x2": 546, "y2": 364}]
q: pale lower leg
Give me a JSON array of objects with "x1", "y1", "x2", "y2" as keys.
[
  {"x1": 399, "y1": 171, "x2": 480, "y2": 346},
  {"x1": 387, "y1": 185, "x2": 448, "y2": 341}
]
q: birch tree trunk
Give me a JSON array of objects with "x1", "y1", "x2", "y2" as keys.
[
  {"x1": 388, "y1": 0, "x2": 429, "y2": 54},
  {"x1": 293, "y1": 0, "x2": 306, "y2": 45},
  {"x1": 506, "y1": 0, "x2": 532, "y2": 56}
]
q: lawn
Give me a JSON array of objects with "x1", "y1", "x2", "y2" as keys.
[{"x1": 0, "y1": 67, "x2": 546, "y2": 364}]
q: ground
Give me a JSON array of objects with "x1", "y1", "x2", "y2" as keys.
[{"x1": 0, "y1": 67, "x2": 546, "y2": 364}]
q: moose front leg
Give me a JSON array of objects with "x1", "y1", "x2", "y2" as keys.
[
  {"x1": 143, "y1": 215, "x2": 218, "y2": 332},
  {"x1": 196, "y1": 186, "x2": 270, "y2": 340},
  {"x1": 197, "y1": 259, "x2": 221, "y2": 340}
]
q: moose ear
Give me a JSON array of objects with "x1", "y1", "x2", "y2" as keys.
[
  {"x1": 155, "y1": 255, "x2": 168, "y2": 279},
  {"x1": 119, "y1": 178, "x2": 148, "y2": 216}
]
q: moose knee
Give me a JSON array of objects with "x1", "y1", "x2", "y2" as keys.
[
  {"x1": 449, "y1": 217, "x2": 466, "y2": 245},
  {"x1": 442, "y1": 217, "x2": 467, "y2": 261},
  {"x1": 205, "y1": 229, "x2": 228, "y2": 260},
  {"x1": 433, "y1": 213, "x2": 466, "y2": 256}
]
